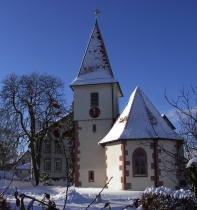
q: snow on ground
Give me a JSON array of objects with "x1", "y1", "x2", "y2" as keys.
[
  {"x1": 0, "y1": 179, "x2": 143, "y2": 209},
  {"x1": 1, "y1": 171, "x2": 195, "y2": 209}
]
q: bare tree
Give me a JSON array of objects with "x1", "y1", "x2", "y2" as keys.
[
  {"x1": 0, "y1": 120, "x2": 19, "y2": 171},
  {"x1": 165, "y1": 85, "x2": 197, "y2": 161},
  {"x1": 0, "y1": 72, "x2": 67, "y2": 185}
]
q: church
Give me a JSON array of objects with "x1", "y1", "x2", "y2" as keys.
[{"x1": 70, "y1": 17, "x2": 183, "y2": 191}]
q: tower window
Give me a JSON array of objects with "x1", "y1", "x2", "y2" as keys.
[
  {"x1": 89, "y1": 170, "x2": 94, "y2": 182},
  {"x1": 91, "y1": 93, "x2": 99, "y2": 107},
  {"x1": 93, "y1": 124, "x2": 96, "y2": 133}
]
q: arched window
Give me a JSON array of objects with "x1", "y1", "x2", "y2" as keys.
[{"x1": 132, "y1": 148, "x2": 147, "y2": 177}]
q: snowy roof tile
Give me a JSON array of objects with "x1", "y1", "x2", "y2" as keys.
[
  {"x1": 70, "y1": 20, "x2": 121, "y2": 90},
  {"x1": 99, "y1": 87, "x2": 180, "y2": 145}
]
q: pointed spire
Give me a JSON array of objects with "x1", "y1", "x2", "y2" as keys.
[
  {"x1": 70, "y1": 14, "x2": 122, "y2": 92},
  {"x1": 99, "y1": 87, "x2": 180, "y2": 145},
  {"x1": 77, "y1": 20, "x2": 114, "y2": 78}
]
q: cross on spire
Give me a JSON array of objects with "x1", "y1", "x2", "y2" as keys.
[{"x1": 95, "y1": 9, "x2": 100, "y2": 19}]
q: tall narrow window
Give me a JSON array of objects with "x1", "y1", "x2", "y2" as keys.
[
  {"x1": 45, "y1": 141, "x2": 51, "y2": 153},
  {"x1": 93, "y1": 124, "x2": 96, "y2": 133},
  {"x1": 132, "y1": 148, "x2": 147, "y2": 177},
  {"x1": 44, "y1": 159, "x2": 51, "y2": 172},
  {"x1": 55, "y1": 142, "x2": 62, "y2": 153},
  {"x1": 54, "y1": 159, "x2": 62, "y2": 172},
  {"x1": 89, "y1": 170, "x2": 94, "y2": 182},
  {"x1": 91, "y1": 93, "x2": 99, "y2": 107}
]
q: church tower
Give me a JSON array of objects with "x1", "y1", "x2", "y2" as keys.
[{"x1": 70, "y1": 16, "x2": 123, "y2": 187}]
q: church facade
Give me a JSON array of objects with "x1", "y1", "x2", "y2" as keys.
[{"x1": 70, "y1": 19, "x2": 183, "y2": 191}]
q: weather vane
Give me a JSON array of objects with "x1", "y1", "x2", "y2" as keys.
[{"x1": 95, "y1": 9, "x2": 100, "y2": 19}]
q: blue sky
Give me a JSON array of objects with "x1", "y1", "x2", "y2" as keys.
[{"x1": 0, "y1": 0, "x2": 197, "y2": 127}]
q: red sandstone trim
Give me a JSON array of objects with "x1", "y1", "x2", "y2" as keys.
[
  {"x1": 150, "y1": 141, "x2": 163, "y2": 187},
  {"x1": 119, "y1": 141, "x2": 131, "y2": 190},
  {"x1": 125, "y1": 150, "x2": 128, "y2": 155},
  {"x1": 74, "y1": 121, "x2": 82, "y2": 187},
  {"x1": 125, "y1": 161, "x2": 130, "y2": 165}
]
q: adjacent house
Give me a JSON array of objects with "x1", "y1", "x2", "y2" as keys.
[
  {"x1": 39, "y1": 112, "x2": 74, "y2": 180},
  {"x1": 14, "y1": 150, "x2": 31, "y2": 179}
]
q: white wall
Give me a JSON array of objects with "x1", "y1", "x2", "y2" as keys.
[
  {"x1": 125, "y1": 140, "x2": 155, "y2": 191},
  {"x1": 105, "y1": 139, "x2": 180, "y2": 191},
  {"x1": 73, "y1": 83, "x2": 120, "y2": 121},
  {"x1": 77, "y1": 120, "x2": 110, "y2": 187},
  {"x1": 105, "y1": 142, "x2": 122, "y2": 189}
]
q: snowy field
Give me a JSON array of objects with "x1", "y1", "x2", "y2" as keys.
[
  {"x1": 0, "y1": 178, "x2": 143, "y2": 209},
  {"x1": 1, "y1": 171, "x2": 195, "y2": 209}
]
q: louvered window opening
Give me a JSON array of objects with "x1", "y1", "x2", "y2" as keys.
[{"x1": 91, "y1": 93, "x2": 99, "y2": 107}]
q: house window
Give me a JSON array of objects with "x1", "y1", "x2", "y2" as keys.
[
  {"x1": 93, "y1": 124, "x2": 96, "y2": 133},
  {"x1": 91, "y1": 93, "x2": 99, "y2": 107},
  {"x1": 132, "y1": 148, "x2": 147, "y2": 177},
  {"x1": 89, "y1": 170, "x2": 94, "y2": 182},
  {"x1": 54, "y1": 159, "x2": 62, "y2": 172},
  {"x1": 22, "y1": 160, "x2": 25, "y2": 164},
  {"x1": 44, "y1": 159, "x2": 51, "y2": 172},
  {"x1": 55, "y1": 142, "x2": 61, "y2": 153},
  {"x1": 45, "y1": 141, "x2": 51, "y2": 153}
]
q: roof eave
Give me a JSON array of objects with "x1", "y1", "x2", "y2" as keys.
[{"x1": 99, "y1": 137, "x2": 183, "y2": 145}]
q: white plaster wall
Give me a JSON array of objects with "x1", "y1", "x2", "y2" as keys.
[
  {"x1": 105, "y1": 142, "x2": 122, "y2": 189},
  {"x1": 77, "y1": 120, "x2": 111, "y2": 187},
  {"x1": 17, "y1": 169, "x2": 31, "y2": 179},
  {"x1": 73, "y1": 84, "x2": 120, "y2": 121},
  {"x1": 125, "y1": 140, "x2": 155, "y2": 191}
]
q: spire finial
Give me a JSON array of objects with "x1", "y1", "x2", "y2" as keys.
[{"x1": 95, "y1": 9, "x2": 100, "y2": 19}]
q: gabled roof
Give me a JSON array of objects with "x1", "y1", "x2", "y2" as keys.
[
  {"x1": 13, "y1": 150, "x2": 31, "y2": 165},
  {"x1": 99, "y1": 87, "x2": 180, "y2": 145},
  {"x1": 70, "y1": 20, "x2": 123, "y2": 96}
]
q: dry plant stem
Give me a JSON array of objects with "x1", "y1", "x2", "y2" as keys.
[
  {"x1": 61, "y1": 137, "x2": 70, "y2": 210},
  {"x1": 20, "y1": 194, "x2": 59, "y2": 210},
  {"x1": 62, "y1": 185, "x2": 69, "y2": 210},
  {"x1": 0, "y1": 169, "x2": 15, "y2": 197},
  {"x1": 85, "y1": 177, "x2": 113, "y2": 210}
]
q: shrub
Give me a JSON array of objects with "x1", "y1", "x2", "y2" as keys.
[
  {"x1": 0, "y1": 197, "x2": 12, "y2": 210},
  {"x1": 141, "y1": 186, "x2": 197, "y2": 209}
]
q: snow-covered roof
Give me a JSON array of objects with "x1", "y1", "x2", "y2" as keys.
[
  {"x1": 99, "y1": 87, "x2": 180, "y2": 145},
  {"x1": 16, "y1": 163, "x2": 31, "y2": 170},
  {"x1": 14, "y1": 150, "x2": 31, "y2": 165},
  {"x1": 70, "y1": 20, "x2": 123, "y2": 96}
]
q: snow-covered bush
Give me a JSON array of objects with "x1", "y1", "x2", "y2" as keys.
[
  {"x1": 140, "y1": 186, "x2": 197, "y2": 209},
  {"x1": 185, "y1": 157, "x2": 197, "y2": 197}
]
